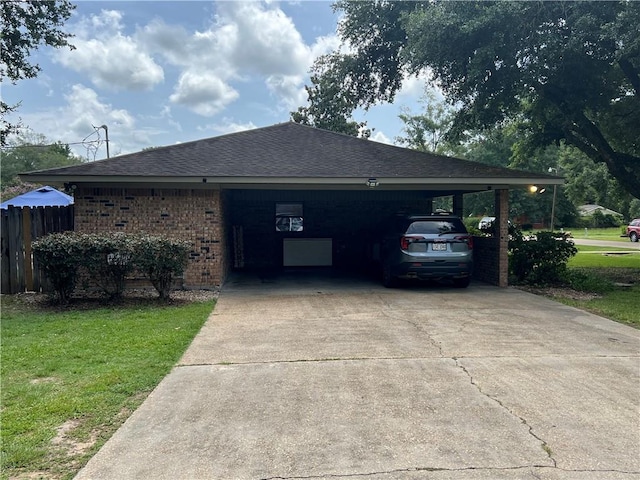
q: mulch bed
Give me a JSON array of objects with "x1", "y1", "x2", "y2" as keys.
[{"x1": 4, "y1": 288, "x2": 219, "y2": 311}]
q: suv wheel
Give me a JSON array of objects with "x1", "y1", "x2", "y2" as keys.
[{"x1": 631, "y1": 232, "x2": 639, "y2": 242}]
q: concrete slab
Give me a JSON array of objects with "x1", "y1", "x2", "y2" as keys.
[{"x1": 75, "y1": 274, "x2": 640, "y2": 480}]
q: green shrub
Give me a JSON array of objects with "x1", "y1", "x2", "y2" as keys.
[
  {"x1": 80, "y1": 232, "x2": 136, "y2": 301},
  {"x1": 591, "y1": 210, "x2": 623, "y2": 228},
  {"x1": 132, "y1": 235, "x2": 191, "y2": 300},
  {"x1": 509, "y1": 229, "x2": 578, "y2": 286},
  {"x1": 463, "y1": 217, "x2": 481, "y2": 233},
  {"x1": 32, "y1": 232, "x2": 83, "y2": 304},
  {"x1": 33, "y1": 232, "x2": 192, "y2": 303}
]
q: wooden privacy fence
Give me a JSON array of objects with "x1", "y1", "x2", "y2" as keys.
[{"x1": 1, "y1": 205, "x2": 74, "y2": 294}]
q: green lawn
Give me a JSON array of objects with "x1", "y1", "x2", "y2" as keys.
[
  {"x1": 562, "y1": 248, "x2": 639, "y2": 328},
  {"x1": 557, "y1": 283, "x2": 640, "y2": 327},
  {"x1": 571, "y1": 226, "x2": 629, "y2": 242},
  {"x1": 569, "y1": 249, "x2": 640, "y2": 268},
  {"x1": 1, "y1": 297, "x2": 214, "y2": 480}
]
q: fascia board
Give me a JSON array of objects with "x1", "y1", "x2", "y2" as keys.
[{"x1": 21, "y1": 174, "x2": 564, "y2": 187}]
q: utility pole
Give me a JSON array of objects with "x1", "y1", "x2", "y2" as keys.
[
  {"x1": 549, "y1": 167, "x2": 558, "y2": 231},
  {"x1": 100, "y1": 124, "x2": 110, "y2": 158}
]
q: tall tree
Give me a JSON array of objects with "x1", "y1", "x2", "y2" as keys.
[
  {"x1": 395, "y1": 90, "x2": 457, "y2": 155},
  {"x1": 291, "y1": 57, "x2": 371, "y2": 138},
  {"x1": 0, "y1": 131, "x2": 82, "y2": 199},
  {"x1": 1, "y1": 0, "x2": 76, "y2": 145},
  {"x1": 304, "y1": 1, "x2": 640, "y2": 198}
]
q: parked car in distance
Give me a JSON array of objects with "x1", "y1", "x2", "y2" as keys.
[
  {"x1": 478, "y1": 216, "x2": 495, "y2": 229},
  {"x1": 376, "y1": 214, "x2": 473, "y2": 288},
  {"x1": 627, "y1": 218, "x2": 640, "y2": 242}
]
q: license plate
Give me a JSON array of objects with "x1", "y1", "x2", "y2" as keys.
[{"x1": 432, "y1": 242, "x2": 447, "y2": 251}]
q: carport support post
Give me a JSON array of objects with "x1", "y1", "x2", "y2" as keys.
[
  {"x1": 495, "y1": 189, "x2": 509, "y2": 287},
  {"x1": 452, "y1": 194, "x2": 463, "y2": 218}
]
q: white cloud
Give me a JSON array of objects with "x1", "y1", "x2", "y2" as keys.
[
  {"x1": 310, "y1": 33, "x2": 342, "y2": 59},
  {"x1": 139, "y1": 2, "x2": 338, "y2": 116},
  {"x1": 396, "y1": 69, "x2": 446, "y2": 103},
  {"x1": 265, "y1": 74, "x2": 307, "y2": 110},
  {"x1": 215, "y1": 2, "x2": 311, "y2": 76},
  {"x1": 64, "y1": 84, "x2": 134, "y2": 133},
  {"x1": 199, "y1": 120, "x2": 258, "y2": 135},
  {"x1": 55, "y1": 10, "x2": 164, "y2": 91},
  {"x1": 15, "y1": 84, "x2": 149, "y2": 158},
  {"x1": 45, "y1": 3, "x2": 344, "y2": 131},
  {"x1": 169, "y1": 71, "x2": 239, "y2": 116},
  {"x1": 370, "y1": 130, "x2": 393, "y2": 145}
]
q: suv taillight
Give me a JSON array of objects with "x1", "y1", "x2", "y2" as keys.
[
  {"x1": 455, "y1": 235, "x2": 473, "y2": 250},
  {"x1": 400, "y1": 235, "x2": 421, "y2": 250}
]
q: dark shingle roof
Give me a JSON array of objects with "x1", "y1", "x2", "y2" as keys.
[{"x1": 24, "y1": 122, "x2": 555, "y2": 182}]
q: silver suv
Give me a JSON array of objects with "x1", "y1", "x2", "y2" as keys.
[{"x1": 377, "y1": 214, "x2": 474, "y2": 288}]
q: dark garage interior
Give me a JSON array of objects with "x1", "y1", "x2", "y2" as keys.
[{"x1": 226, "y1": 189, "x2": 445, "y2": 273}]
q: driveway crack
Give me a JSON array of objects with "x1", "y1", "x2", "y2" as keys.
[
  {"x1": 260, "y1": 464, "x2": 639, "y2": 479},
  {"x1": 454, "y1": 358, "x2": 557, "y2": 468},
  {"x1": 392, "y1": 316, "x2": 444, "y2": 357}
]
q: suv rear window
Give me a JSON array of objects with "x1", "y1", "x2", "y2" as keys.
[{"x1": 406, "y1": 219, "x2": 467, "y2": 235}]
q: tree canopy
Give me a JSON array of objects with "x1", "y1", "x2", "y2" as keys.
[
  {"x1": 395, "y1": 90, "x2": 457, "y2": 155},
  {"x1": 0, "y1": 131, "x2": 82, "y2": 200},
  {"x1": 304, "y1": 0, "x2": 640, "y2": 198},
  {"x1": 1, "y1": 0, "x2": 76, "y2": 145},
  {"x1": 291, "y1": 62, "x2": 371, "y2": 138}
]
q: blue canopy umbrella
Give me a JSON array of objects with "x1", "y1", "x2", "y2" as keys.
[{"x1": 1, "y1": 186, "x2": 74, "y2": 209}]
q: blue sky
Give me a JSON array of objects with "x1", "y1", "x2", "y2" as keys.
[{"x1": 4, "y1": 1, "x2": 428, "y2": 160}]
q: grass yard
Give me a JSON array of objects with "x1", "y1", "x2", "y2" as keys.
[
  {"x1": 572, "y1": 226, "x2": 629, "y2": 242},
  {"x1": 570, "y1": 247, "x2": 640, "y2": 268},
  {"x1": 1, "y1": 296, "x2": 214, "y2": 480},
  {"x1": 557, "y1": 281, "x2": 639, "y2": 327},
  {"x1": 557, "y1": 247, "x2": 639, "y2": 328}
]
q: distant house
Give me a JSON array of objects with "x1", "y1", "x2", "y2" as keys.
[
  {"x1": 577, "y1": 204, "x2": 623, "y2": 218},
  {"x1": 21, "y1": 122, "x2": 562, "y2": 288},
  {"x1": 0, "y1": 186, "x2": 73, "y2": 209}
]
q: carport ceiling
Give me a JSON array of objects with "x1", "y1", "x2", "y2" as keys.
[{"x1": 22, "y1": 122, "x2": 562, "y2": 193}]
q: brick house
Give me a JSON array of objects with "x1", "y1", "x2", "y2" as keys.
[{"x1": 23, "y1": 122, "x2": 561, "y2": 288}]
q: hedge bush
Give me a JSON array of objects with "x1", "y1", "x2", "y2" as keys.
[
  {"x1": 132, "y1": 235, "x2": 191, "y2": 300},
  {"x1": 32, "y1": 232, "x2": 191, "y2": 303},
  {"x1": 509, "y1": 228, "x2": 577, "y2": 285},
  {"x1": 32, "y1": 232, "x2": 84, "y2": 304},
  {"x1": 80, "y1": 232, "x2": 137, "y2": 301}
]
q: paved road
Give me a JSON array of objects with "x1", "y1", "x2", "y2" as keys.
[
  {"x1": 572, "y1": 238, "x2": 639, "y2": 249},
  {"x1": 75, "y1": 273, "x2": 640, "y2": 480}
]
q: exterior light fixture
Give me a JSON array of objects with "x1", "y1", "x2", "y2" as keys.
[
  {"x1": 529, "y1": 185, "x2": 546, "y2": 194},
  {"x1": 366, "y1": 178, "x2": 379, "y2": 188}
]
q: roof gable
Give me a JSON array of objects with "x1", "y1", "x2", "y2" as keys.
[{"x1": 22, "y1": 122, "x2": 560, "y2": 187}]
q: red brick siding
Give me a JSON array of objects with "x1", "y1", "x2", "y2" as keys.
[
  {"x1": 472, "y1": 189, "x2": 510, "y2": 287},
  {"x1": 74, "y1": 187, "x2": 226, "y2": 287}
]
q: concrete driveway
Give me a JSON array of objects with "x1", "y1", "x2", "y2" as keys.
[{"x1": 75, "y1": 273, "x2": 639, "y2": 480}]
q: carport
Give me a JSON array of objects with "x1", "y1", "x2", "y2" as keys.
[{"x1": 22, "y1": 122, "x2": 562, "y2": 288}]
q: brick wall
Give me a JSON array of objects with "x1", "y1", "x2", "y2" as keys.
[
  {"x1": 472, "y1": 237, "x2": 500, "y2": 285},
  {"x1": 472, "y1": 189, "x2": 510, "y2": 287},
  {"x1": 74, "y1": 187, "x2": 226, "y2": 288}
]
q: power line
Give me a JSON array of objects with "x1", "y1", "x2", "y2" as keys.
[{"x1": 0, "y1": 140, "x2": 101, "y2": 150}]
